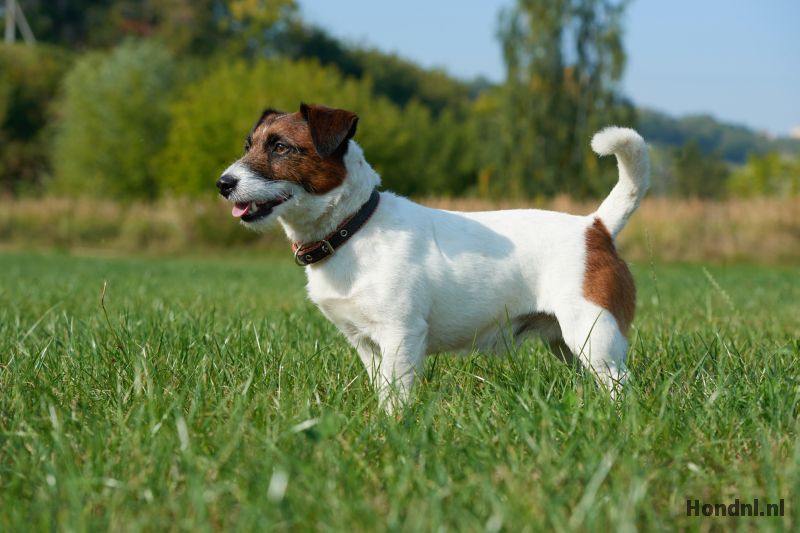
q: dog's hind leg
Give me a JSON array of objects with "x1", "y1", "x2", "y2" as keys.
[
  {"x1": 511, "y1": 313, "x2": 578, "y2": 367},
  {"x1": 555, "y1": 302, "x2": 629, "y2": 398},
  {"x1": 548, "y1": 338, "x2": 577, "y2": 366}
]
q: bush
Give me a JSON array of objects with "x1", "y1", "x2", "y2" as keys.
[
  {"x1": 51, "y1": 40, "x2": 176, "y2": 199},
  {"x1": 669, "y1": 140, "x2": 731, "y2": 198},
  {"x1": 0, "y1": 44, "x2": 72, "y2": 194},
  {"x1": 728, "y1": 152, "x2": 800, "y2": 197},
  {"x1": 158, "y1": 57, "x2": 478, "y2": 197}
]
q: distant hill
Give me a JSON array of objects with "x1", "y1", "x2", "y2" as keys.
[{"x1": 637, "y1": 108, "x2": 800, "y2": 164}]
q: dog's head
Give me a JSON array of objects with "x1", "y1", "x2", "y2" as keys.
[{"x1": 216, "y1": 103, "x2": 358, "y2": 229}]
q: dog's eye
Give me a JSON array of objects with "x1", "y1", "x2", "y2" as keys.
[
  {"x1": 244, "y1": 138, "x2": 252, "y2": 153},
  {"x1": 273, "y1": 142, "x2": 291, "y2": 155}
]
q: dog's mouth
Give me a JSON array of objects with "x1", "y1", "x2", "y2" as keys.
[{"x1": 232, "y1": 196, "x2": 292, "y2": 222}]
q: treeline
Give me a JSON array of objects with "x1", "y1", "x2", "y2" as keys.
[
  {"x1": 639, "y1": 108, "x2": 800, "y2": 164},
  {"x1": 1, "y1": 0, "x2": 797, "y2": 200}
]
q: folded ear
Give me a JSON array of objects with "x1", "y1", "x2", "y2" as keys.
[{"x1": 299, "y1": 103, "x2": 359, "y2": 158}]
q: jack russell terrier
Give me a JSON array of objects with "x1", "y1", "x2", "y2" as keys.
[{"x1": 216, "y1": 103, "x2": 650, "y2": 410}]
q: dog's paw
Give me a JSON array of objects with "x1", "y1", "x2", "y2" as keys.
[{"x1": 592, "y1": 362, "x2": 629, "y2": 401}]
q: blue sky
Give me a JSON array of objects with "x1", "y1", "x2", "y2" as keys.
[{"x1": 298, "y1": 0, "x2": 800, "y2": 136}]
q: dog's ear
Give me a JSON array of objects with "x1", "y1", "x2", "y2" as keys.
[{"x1": 300, "y1": 103, "x2": 358, "y2": 159}]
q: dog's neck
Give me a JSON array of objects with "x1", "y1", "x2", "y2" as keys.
[{"x1": 278, "y1": 141, "x2": 381, "y2": 245}]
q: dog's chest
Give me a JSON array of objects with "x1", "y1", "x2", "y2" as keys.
[{"x1": 305, "y1": 268, "x2": 376, "y2": 337}]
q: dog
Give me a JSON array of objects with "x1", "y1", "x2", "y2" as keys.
[{"x1": 216, "y1": 103, "x2": 650, "y2": 410}]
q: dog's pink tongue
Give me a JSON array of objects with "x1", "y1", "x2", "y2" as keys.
[{"x1": 232, "y1": 202, "x2": 250, "y2": 218}]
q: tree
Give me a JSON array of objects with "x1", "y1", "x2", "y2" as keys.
[
  {"x1": 728, "y1": 152, "x2": 799, "y2": 197},
  {"x1": 670, "y1": 140, "x2": 730, "y2": 198},
  {"x1": 276, "y1": 22, "x2": 473, "y2": 116},
  {"x1": 51, "y1": 40, "x2": 176, "y2": 199},
  {"x1": 157, "y1": 57, "x2": 466, "y2": 198},
  {"x1": 0, "y1": 44, "x2": 72, "y2": 195},
  {"x1": 18, "y1": 0, "x2": 116, "y2": 49},
  {"x1": 491, "y1": 0, "x2": 634, "y2": 198},
  {"x1": 20, "y1": 0, "x2": 296, "y2": 55}
]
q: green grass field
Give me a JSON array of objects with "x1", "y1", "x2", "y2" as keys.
[{"x1": 1, "y1": 250, "x2": 798, "y2": 531}]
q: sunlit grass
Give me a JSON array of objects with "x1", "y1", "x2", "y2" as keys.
[{"x1": 1, "y1": 251, "x2": 798, "y2": 530}]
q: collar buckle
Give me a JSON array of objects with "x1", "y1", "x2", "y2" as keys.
[
  {"x1": 291, "y1": 189, "x2": 379, "y2": 266},
  {"x1": 320, "y1": 239, "x2": 335, "y2": 256},
  {"x1": 294, "y1": 239, "x2": 335, "y2": 266}
]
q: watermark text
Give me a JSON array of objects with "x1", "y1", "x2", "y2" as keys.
[{"x1": 686, "y1": 498, "x2": 784, "y2": 517}]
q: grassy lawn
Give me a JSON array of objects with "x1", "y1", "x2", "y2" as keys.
[{"x1": 1, "y1": 250, "x2": 798, "y2": 531}]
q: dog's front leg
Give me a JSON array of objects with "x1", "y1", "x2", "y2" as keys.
[{"x1": 353, "y1": 326, "x2": 427, "y2": 413}]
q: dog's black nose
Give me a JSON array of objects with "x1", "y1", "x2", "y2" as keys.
[{"x1": 216, "y1": 174, "x2": 238, "y2": 197}]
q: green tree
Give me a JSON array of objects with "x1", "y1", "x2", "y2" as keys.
[
  {"x1": 0, "y1": 44, "x2": 72, "y2": 194},
  {"x1": 139, "y1": 0, "x2": 297, "y2": 55},
  {"x1": 728, "y1": 152, "x2": 799, "y2": 197},
  {"x1": 51, "y1": 40, "x2": 176, "y2": 199},
  {"x1": 670, "y1": 140, "x2": 730, "y2": 198},
  {"x1": 158, "y1": 57, "x2": 463, "y2": 197},
  {"x1": 276, "y1": 22, "x2": 473, "y2": 116},
  {"x1": 20, "y1": 0, "x2": 116, "y2": 48},
  {"x1": 492, "y1": 0, "x2": 634, "y2": 198},
  {"x1": 21, "y1": 0, "x2": 296, "y2": 55}
]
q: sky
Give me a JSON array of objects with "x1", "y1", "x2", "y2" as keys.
[{"x1": 298, "y1": 0, "x2": 800, "y2": 136}]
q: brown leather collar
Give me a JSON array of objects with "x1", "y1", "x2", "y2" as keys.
[{"x1": 292, "y1": 189, "x2": 380, "y2": 266}]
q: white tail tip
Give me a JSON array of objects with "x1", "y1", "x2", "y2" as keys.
[{"x1": 591, "y1": 126, "x2": 645, "y2": 156}]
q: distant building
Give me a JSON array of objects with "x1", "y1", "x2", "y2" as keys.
[{"x1": 791, "y1": 126, "x2": 800, "y2": 140}]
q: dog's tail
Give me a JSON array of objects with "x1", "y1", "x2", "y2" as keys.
[{"x1": 591, "y1": 126, "x2": 650, "y2": 239}]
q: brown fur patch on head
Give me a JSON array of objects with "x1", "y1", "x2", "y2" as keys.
[
  {"x1": 240, "y1": 104, "x2": 359, "y2": 194},
  {"x1": 583, "y1": 218, "x2": 636, "y2": 335}
]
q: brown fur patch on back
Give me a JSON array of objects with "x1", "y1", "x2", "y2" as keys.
[{"x1": 583, "y1": 218, "x2": 636, "y2": 335}]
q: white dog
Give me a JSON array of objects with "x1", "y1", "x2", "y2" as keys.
[{"x1": 217, "y1": 103, "x2": 650, "y2": 409}]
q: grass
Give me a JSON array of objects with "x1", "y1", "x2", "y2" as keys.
[{"x1": 1, "y1": 250, "x2": 799, "y2": 531}]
